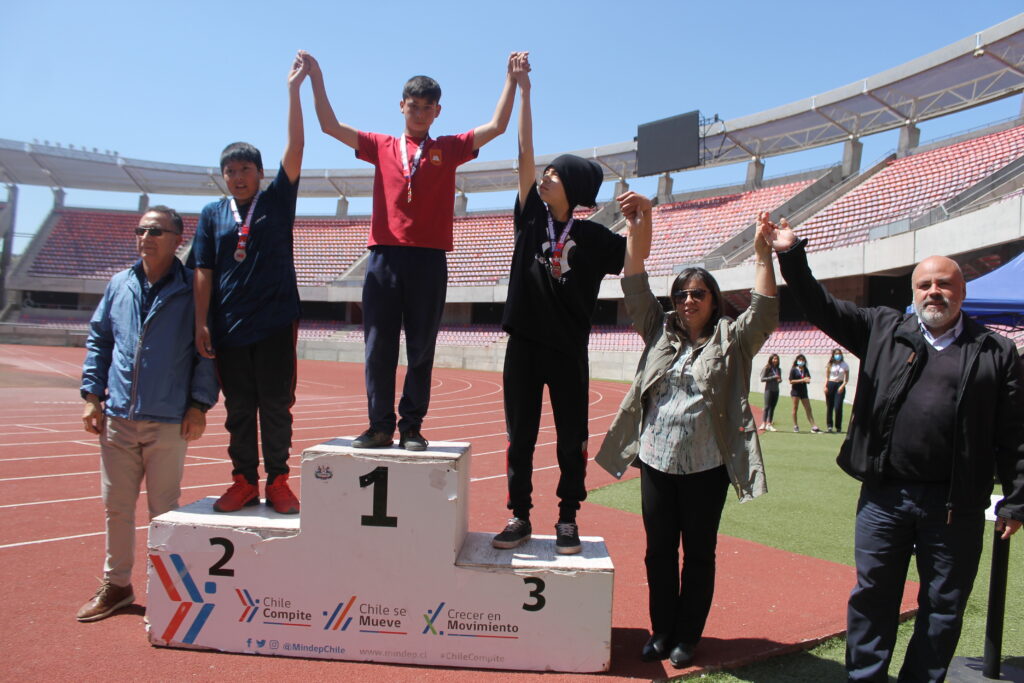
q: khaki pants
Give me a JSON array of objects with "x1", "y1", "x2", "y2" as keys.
[{"x1": 100, "y1": 416, "x2": 186, "y2": 587}]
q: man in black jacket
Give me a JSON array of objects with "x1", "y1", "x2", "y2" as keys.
[{"x1": 762, "y1": 213, "x2": 1023, "y2": 683}]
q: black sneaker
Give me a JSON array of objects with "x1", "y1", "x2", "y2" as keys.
[
  {"x1": 492, "y1": 517, "x2": 532, "y2": 549},
  {"x1": 352, "y1": 428, "x2": 393, "y2": 449},
  {"x1": 399, "y1": 428, "x2": 428, "y2": 452},
  {"x1": 555, "y1": 522, "x2": 582, "y2": 555}
]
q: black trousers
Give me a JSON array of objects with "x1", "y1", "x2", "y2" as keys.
[
  {"x1": 763, "y1": 386, "x2": 779, "y2": 423},
  {"x1": 503, "y1": 335, "x2": 589, "y2": 522},
  {"x1": 825, "y1": 380, "x2": 845, "y2": 430},
  {"x1": 847, "y1": 481, "x2": 984, "y2": 683},
  {"x1": 640, "y1": 461, "x2": 731, "y2": 643},
  {"x1": 362, "y1": 246, "x2": 447, "y2": 434},
  {"x1": 215, "y1": 322, "x2": 297, "y2": 484}
]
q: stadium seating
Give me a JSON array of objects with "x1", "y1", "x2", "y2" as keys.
[
  {"x1": 798, "y1": 125, "x2": 1024, "y2": 251},
  {"x1": 14, "y1": 313, "x2": 89, "y2": 331},
  {"x1": 588, "y1": 325, "x2": 646, "y2": 353},
  {"x1": 760, "y1": 321, "x2": 844, "y2": 355},
  {"x1": 28, "y1": 209, "x2": 198, "y2": 280},
  {"x1": 335, "y1": 324, "x2": 507, "y2": 347},
  {"x1": 643, "y1": 181, "x2": 815, "y2": 277},
  {"x1": 446, "y1": 207, "x2": 593, "y2": 286},
  {"x1": 448, "y1": 213, "x2": 515, "y2": 285},
  {"x1": 292, "y1": 217, "x2": 371, "y2": 286},
  {"x1": 295, "y1": 319, "x2": 348, "y2": 340}
]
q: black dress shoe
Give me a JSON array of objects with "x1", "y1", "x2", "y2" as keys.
[
  {"x1": 640, "y1": 633, "x2": 671, "y2": 661},
  {"x1": 669, "y1": 642, "x2": 696, "y2": 669}
]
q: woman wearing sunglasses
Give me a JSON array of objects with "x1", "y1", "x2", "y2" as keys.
[{"x1": 597, "y1": 206, "x2": 779, "y2": 669}]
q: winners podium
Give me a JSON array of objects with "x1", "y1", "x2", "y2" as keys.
[{"x1": 146, "y1": 439, "x2": 614, "y2": 672}]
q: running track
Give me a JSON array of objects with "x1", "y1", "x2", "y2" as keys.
[{"x1": 0, "y1": 344, "x2": 911, "y2": 681}]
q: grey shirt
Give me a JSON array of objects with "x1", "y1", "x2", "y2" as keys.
[{"x1": 639, "y1": 342, "x2": 724, "y2": 475}]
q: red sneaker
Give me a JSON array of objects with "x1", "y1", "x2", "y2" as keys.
[
  {"x1": 265, "y1": 473, "x2": 300, "y2": 515},
  {"x1": 213, "y1": 474, "x2": 260, "y2": 512}
]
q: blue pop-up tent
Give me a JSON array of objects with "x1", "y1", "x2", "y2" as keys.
[{"x1": 960, "y1": 249, "x2": 1024, "y2": 327}]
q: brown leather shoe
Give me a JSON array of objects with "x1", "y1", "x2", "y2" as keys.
[{"x1": 76, "y1": 581, "x2": 134, "y2": 622}]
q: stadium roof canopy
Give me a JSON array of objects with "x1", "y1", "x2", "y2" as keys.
[{"x1": 2, "y1": 15, "x2": 1023, "y2": 199}]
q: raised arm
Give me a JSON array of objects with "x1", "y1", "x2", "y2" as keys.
[
  {"x1": 474, "y1": 52, "x2": 524, "y2": 151},
  {"x1": 301, "y1": 50, "x2": 360, "y2": 151},
  {"x1": 619, "y1": 192, "x2": 652, "y2": 276},
  {"x1": 753, "y1": 211, "x2": 778, "y2": 297},
  {"x1": 282, "y1": 52, "x2": 308, "y2": 184},
  {"x1": 511, "y1": 53, "x2": 534, "y2": 204}
]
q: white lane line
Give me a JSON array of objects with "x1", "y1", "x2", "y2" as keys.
[
  {"x1": 0, "y1": 460, "x2": 225, "y2": 482},
  {"x1": 0, "y1": 482, "x2": 227, "y2": 509},
  {"x1": 11, "y1": 355, "x2": 80, "y2": 380},
  {"x1": 0, "y1": 526, "x2": 146, "y2": 550},
  {"x1": 13, "y1": 424, "x2": 59, "y2": 433},
  {"x1": 0, "y1": 410, "x2": 618, "y2": 467},
  {"x1": 0, "y1": 453, "x2": 600, "y2": 547}
]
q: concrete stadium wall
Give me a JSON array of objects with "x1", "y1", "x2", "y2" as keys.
[
  {"x1": 295, "y1": 338, "x2": 857, "y2": 409},
  {"x1": 0, "y1": 323, "x2": 87, "y2": 347}
]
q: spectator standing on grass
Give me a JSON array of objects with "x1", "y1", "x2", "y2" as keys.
[
  {"x1": 789, "y1": 353, "x2": 821, "y2": 433},
  {"x1": 824, "y1": 347, "x2": 849, "y2": 433},
  {"x1": 760, "y1": 353, "x2": 782, "y2": 431},
  {"x1": 595, "y1": 209, "x2": 778, "y2": 669},
  {"x1": 764, "y1": 214, "x2": 1024, "y2": 683},
  {"x1": 78, "y1": 206, "x2": 217, "y2": 622}
]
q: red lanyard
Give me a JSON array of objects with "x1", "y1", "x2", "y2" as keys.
[
  {"x1": 545, "y1": 209, "x2": 574, "y2": 280},
  {"x1": 229, "y1": 192, "x2": 261, "y2": 262},
  {"x1": 401, "y1": 134, "x2": 428, "y2": 203}
]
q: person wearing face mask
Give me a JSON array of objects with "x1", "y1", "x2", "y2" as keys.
[
  {"x1": 824, "y1": 348, "x2": 850, "y2": 433},
  {"x1": 596, "y1": 210, "x2": 778, "y2": 669},
  {"x1": 761, "y1": 214, "x2": 1023, "y2": 683},
  {"x1": 789, "y1": 354, "x2": 821, "y2": 433}
]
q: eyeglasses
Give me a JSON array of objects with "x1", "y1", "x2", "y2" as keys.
[
  {"x1": 672, "y1": 288, "x2": 709, "y2": 303},
  {"x1": 135, "y1": 226, "x2": 178, "y2": 237}
]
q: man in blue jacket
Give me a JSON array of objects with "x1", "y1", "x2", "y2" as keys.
[
  {"x1": 763, "y1": 213, "x2": 1023, "y2": 683},
  {"x1": 78, "y1": 206, "x2": 218, "y2": 622}
]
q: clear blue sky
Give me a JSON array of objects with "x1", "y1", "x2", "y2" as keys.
[{"x1": 1, "y1": 2, "x2": 1021, "y2": 252}]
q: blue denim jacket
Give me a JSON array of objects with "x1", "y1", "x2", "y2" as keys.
[{"x1": 81, "y1": 259, "x2": 218, "y2": 423}]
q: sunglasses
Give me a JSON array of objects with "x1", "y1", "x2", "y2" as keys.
[
  {"x1": 135, "y1": 226, "x2": 178, "y2": 237},
  {"x1": 671, "y1": 288, "x2": 709, "y2": 303}
]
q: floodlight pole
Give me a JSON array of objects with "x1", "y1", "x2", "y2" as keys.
[
  {"x1": 0, "y1": 185, "x2": 16, "y2": 307},
  {"x1": 982, "y1": 525, "x2": 1010, "y2": 679}
]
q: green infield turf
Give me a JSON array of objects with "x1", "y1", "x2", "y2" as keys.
[{"x1": 588, "y1": 395, "x2": 1023, "y2": 681}]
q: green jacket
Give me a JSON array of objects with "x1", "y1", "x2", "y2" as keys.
[{"x1": 595, "y1": 272, "x2": 778, "y2": 502}]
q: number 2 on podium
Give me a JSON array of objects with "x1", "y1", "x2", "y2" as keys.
[{"x1": 359, "y1": 466, "x2": 398, "y2": 527}]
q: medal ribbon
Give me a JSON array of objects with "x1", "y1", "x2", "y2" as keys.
[
  {"x1": 230, "y1": 191, "x2": 261, "y2": 260},
  {"x1": 401, "y1": 134, "x2": 428, "y2": 203},
  {"x1": 545, "y1": 209, "x2": 574, "y2": 280}
]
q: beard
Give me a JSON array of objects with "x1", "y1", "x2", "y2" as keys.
[{"x1": 914, "y1": 294, "x2": 957, "y2": 328}]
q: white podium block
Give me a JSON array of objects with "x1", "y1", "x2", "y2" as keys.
[{"x1": 147, "y1": 439, "x2": 614, "y2": 672}]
